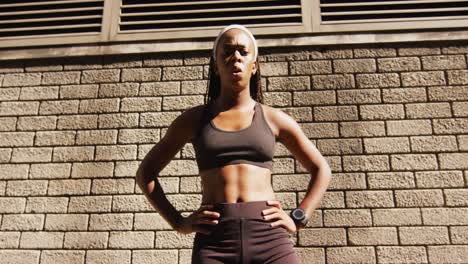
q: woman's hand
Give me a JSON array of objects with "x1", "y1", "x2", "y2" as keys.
[
  {"x1": 176, "y1": 204, "x2": 220, "y2": 235},
  {"x1": 262, "y1": 200, "x2": 298, "y2": 234}
]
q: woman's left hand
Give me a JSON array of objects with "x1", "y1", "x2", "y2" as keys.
[{"x1": 261, "y1": 200, "x2": 297, "y2": 234}]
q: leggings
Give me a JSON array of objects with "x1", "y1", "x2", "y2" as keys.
[{"x1": 191, "y1": 200, "x2": 300, "y2": 264}]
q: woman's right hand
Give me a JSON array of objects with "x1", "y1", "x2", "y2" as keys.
[{"x1": 176, "y1": 204, "x2": 220, "y2": 235}]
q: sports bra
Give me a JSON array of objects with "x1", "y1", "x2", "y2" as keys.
[{"x1": 191, "y1": 100, "x2": 276, "y2": 172}]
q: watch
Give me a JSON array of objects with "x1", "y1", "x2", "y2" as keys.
[{"x1": 289, "y1": 208, "x2": 309, "y2": 226}]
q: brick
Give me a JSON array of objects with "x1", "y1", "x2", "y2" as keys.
[
  {"x1": 377, "y1": 246, "x2": 427, "y2": 264},
  {"x1": 71, "y1": 162, "x2": 114, "y2": 178},
  {"x1": 399, "y1": 47, "x2": 441, "y2": 56},
  {"x1": 451, "y1": 226, "x2": 468, "y2": 244},
  {"x1": 109, "y1": 231, "x2": 154, "y2": 248},
  {"x1": 364, "y1": 137, "x2": 410, "y2": 154},
  {"x1": 317, "y1": 138, "x2": 362, "y2": 155},
  {"x1": 154, "y1": 231, "x2": 195, "y2": 248},
  {"x1": 2, "y1": 73, "x2": 41, "y2": 87},
  {"x1": 140, "y1": 112, "x2": 179, "y2": 127},
  {"x1": 180, "y1": 176, "x2": 202, "y2": 193},
  {"x1": 144, "y1": 53, "x2": 183, "y2": 66},
  {"x1": 401, "y1": 71, "x2": 446, "y2": 86},
  {"x1": 391, "y1": 154, "x2": 438, "y2": 170},
  {"x1": 53, "y1": 146, "x2": 93, "y2": 162},
  {"x1": 314, "y1": 106, "x2": 358, "y2": 121},
  {"x1": 272, "y1": 174, "x2": 311, "y2": 192},
  {"x1": 0, "y1": 197, "x2": 26, "y2": 213},
  {"x1": 373, "y1": 208, "x2": 422, "y2": 226},
  {"x1": 114, "y1": 161, "x2": 140, "y2": 177},
  {"x1": 422, "y1": 55, "x2": 466, "y2": 70},
  {"x1": 316, "y1": 191, "x2": 344, "y2": 208},
  {"x1": 99, "y1": 113, "x2": 139, "y2": 128},
  {"x1": 378, "y1": 57, "x2": 421, "y2": 72},
  {"x1": 448, "y1": 70, "x2": 468, "y2": 85},
  {"x1": 293, "y1": 91, "x2": 335, "y2": 106},
  {"x1": 395, "y1": 189, "x2": 444, "y2": 207},
  {"x1": 422, "y1": 208, "x2": 468, "y2": 225},
  {"x1": 87, "y1": 250, "x2": 131, "y2": 264},
  {"x1": 334, "y1": 59, "x2": 376, "y2": 73},
  {"x1": 434, "y1": 118, "x2": 468, "y2": 134},
  {"x1": 439, "y1": 153, "x2": 468, "y2": 169},
  {"x1": 40, "y1": 250, "x2": 85, "y2": 264},
  {"x1": 42, "y1": 71, "x2": 80, "y2": 85},
  {"x1": 112, "y1": 195, "x2": 154, "y2": 212},
  {"x1": 312, "y1": 74, "x2": 354, "y2": 89},
  {"x1": 0, "y1": 132, "x2": 34, "y2": 147},
  {"x1": 406, "y1": 102, "x2": 451, "y2": 118},
  {"x1": 349, "y1": 227, "x2": 397, "y2": 245},
  {"x1": 132, "y1": 250, "x2": 179, "y2": 264},
  {"x1": 99, "y1": 83, "x2": 139, "y2": 97},
  {"x1": 0, "y1": 101, "x2": 39, "y2": 116},
  {"x1": 60, "y1": 84, "x2": 99, "y2": 99},
  {"x1": 328, "y1": 173, "x2": 367, "y2": 190},
  {"x1": 134, "y1": 213, "x2": 172, "y2": 230},
  {"x1": 30, "y1": 163, "x2": 71, "y2": 179},
  {"x1": 311, "y1": 48, "x2": 353, "y2": 59},
  {"x1": 159, "y1": 159, "x2": 198, "y2": 176},
  {"x1": 339, "y1": 121, "x2": 385, "y2": 137},
  {"x1": 79, "y1": 98, "x2": 119, "y2": 113},
  {"x1": 0, "y1": 250, "x2": 40, "y2": 264},
  {"x1": 290, "y1": 60, "x2": 332, "y2": 75},
  {"x1": 355, "y1": 47, "x2": 396, "y2": 57},
  {"x1": 400, "y1": 226, "x2": 449, "y2": 245},
  {"x1": 360, "y1": 104, "x2": 404, "y2": 120},
  {"x1": 89, "y1": 213, "x2": 133, "y2": 231},
  {"x1": 428, "y1": 246, "x2": 468, "y2": 264},
  {"x1": 368, "y1": 172, "x2": 415, "y2": 189},
  {"x1": 382, "y1": 87, "x2": 426, "y2": 103},
  {"x1": 346, "y1": 190, "x2": 394, "y2": 208},
  {"x1": 6, "y1": 180, "x2": 48, "y2": 196},
  {"x1": 1, "y1": 214, "x2": 44, "y2": 231},
  {"x1": 343, "y1": 155, "x2": 389, "y2": 172},
  {"x1": 337, "y1": 89, "x2": 380, "y2": 104},
  {"x1": 95, "y1": 145, "x2": 137, "y2": 161},
  {"x1": 280, "y1": 107, "x2": 312, "y2": 122},
  {"x1": 121, "y1": 68, "x2": 161, "y2": 82},
  {"x1": 76, "y1": 129, "x2": 117, "y2": 145},
  {"x1": 181, "y1": 80, "x2": 207, "y2": 94},
  {"x1": 48, "y1": 179, "x2": 91, "y2": 195},
  {"x1": 0, "y1": 60, "x2": 24, "y2": 73},
  {"x1": 459, "y1": 135, "x2": 468, "y2": 150},
  {"x1": 20, "y1": 232, "x2": 63, "y2": 249},
  {"x1": 324, "y1": 209, "x2": 371, "y2": 227},
  {"x1": 25, "y1": 197, "x2": 69, "y2": 213},
  {"x1": 11, "y1": 147, "x2": 52, "y2": 163},
  {"x1": 264, "y1": 92, "x2": 291, "y2": 106},
  {"x1": 68, "y1": 196, "x2": 112, "y2": 213},
  {"x1": 0, "y1": 117, "x2": 17, "y2": 131},
  {"x1": 121, "y1": 97, "x2": 162, "y2": 112},
  {"x1": 20, "y1": 86, "x2": 59, "y2": 100},
  {"x1": 45, "y1": 214, "x2": 89, "y2": 231},
  {"x1": 299, "y1": 228, "x2": 346, "y2": 246},
  {"x1": 140, "y1": 81, "x2": 180, "y2": 96},
  {"x1": 442, "y1": 45, "x2": 468, "y2": 54},
  {"x1": 0, "y1": 232, "x2": 20, "y2": 248},
  {"x1": 163, "y1": 66, "x2": 203, "y2": 80},
  {"x1": 268, "y1": 76, "x2": 310, "y2": 91},
  {"x1": 17, "y1": 116, "x2": 56, "y2": 131},
  {"x1": 57, "y1": 114, "x2": 98, "y2": 130},
  {"x1": 81, "y1": 69, "x2": 120, "y2": 83},
  {"x1": 0, "y1": 148, "x2": 11, "y2": 162},
  {"x1": 445, "y1": 189, "x2": 468, "y2": 206},
  {"x1": 0, "y1": 88, "x2": 19, "y2": 101},
  {"x1": 35, "y1": 131, "x2": 75, "y2": 146},
  {"x1": 453, "y1": 102, "x2": 468, "y2": 117},
  {"x1": 415, "y1": 171, "x2": 464, "y2": 188},
  {"x1": 64, "y1": 232, "x2": 108, "y2": 249},
  {"x1": 356, "y1": 73, "x2": 400, "y2": 88},
  {"x1": 428, "y1": 86, "x2": 468, "y2": 101},
  {"x1": 162, "y1": 95, "x2": 204, "y2": 110},
  {"x1": 327, "y1": 247, "x2": 375, "y2": 264},
  {"x1": 91, "y1": 179, "x2": 135, "y2": 194},
  {"x1": 260, "y1": 62, "x2": 288, "y2": 76},
  {"x1": 166, "y1": 194, "x2": 202, "y2": 211},
  {"x1": 410, "y1": 135, "x2": 457, "y2": 152},
  {"x1": 387, "y1": 120, "x2": 432, "y2": 136}
]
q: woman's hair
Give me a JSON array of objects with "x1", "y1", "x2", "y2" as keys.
[{"x1": 206, "y1": 55, "x2": 263, "y2": 105}]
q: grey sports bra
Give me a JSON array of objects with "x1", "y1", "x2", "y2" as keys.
[{"x1": 192, "y1": 101, "x2": 276, "y2": 172}]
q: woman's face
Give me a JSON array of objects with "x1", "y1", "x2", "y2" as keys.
[{"x1": 214, "y1": 29, "x2": 257, "y2": 90}]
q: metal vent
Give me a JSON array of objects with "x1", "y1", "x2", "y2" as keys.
[
  {"x1": 320, "y1": 0, "x2": 468, "y2": 24},
  {"x1": 119, "y1": 0, "x2": 303, "y2": 33},
  {"x1": 0, "y1": 0, "x2": 104, "y2": 38}
]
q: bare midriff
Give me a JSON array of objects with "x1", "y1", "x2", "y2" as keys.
[{"x1": 200, "y1": 163, "x2": 276, "y2": 205}]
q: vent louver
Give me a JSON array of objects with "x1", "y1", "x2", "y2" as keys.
[
  {"x1": 0, "y1": 0, "x2": 104, "y2": 39},
  {"x1": 119, "y1": 0, "x2": 303, "y2": 32}
]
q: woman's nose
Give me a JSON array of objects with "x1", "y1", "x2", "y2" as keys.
[{"x1": 232, "y1": 50, "x2": 242, "y2": 61}]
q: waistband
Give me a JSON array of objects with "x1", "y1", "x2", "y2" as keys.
[{"x1": 211, "y1": 200, "x2": 273, "y2": 220}]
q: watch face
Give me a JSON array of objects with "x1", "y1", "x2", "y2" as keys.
[{"x1": 292, "y1": 208, "x2": 305, "y2": 220}]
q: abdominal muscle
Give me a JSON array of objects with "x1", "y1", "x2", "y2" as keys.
[{"x1": 199, "y1": 163, "x2": 276, "y2": 205}]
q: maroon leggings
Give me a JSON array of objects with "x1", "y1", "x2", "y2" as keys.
[{"x1": 191, "y1": 200, "x2": 300, "y2": 264}]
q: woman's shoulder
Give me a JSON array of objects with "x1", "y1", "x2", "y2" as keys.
[{"x1": 258, "y1": 102, "x2": 300, "y2": 137}]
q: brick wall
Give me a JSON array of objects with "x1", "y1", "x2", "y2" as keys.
[{"x1": 0, "y1": 42, "x2": 467, "y2": 264}]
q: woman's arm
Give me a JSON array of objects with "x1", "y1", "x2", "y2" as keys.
[{"x1": 136, "y1": 108, "x2": 197, "y2": 230}]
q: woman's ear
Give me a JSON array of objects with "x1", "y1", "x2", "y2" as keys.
[{"x1": 251, "y1": 60, "x2": 257, "y2": 75}]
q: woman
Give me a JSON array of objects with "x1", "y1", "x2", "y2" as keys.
[{"x1": 136, "y1": 24, "x2": 332, "y2": 264}]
